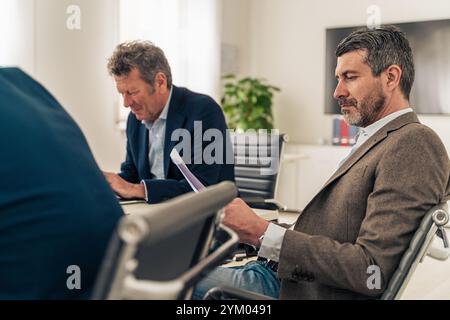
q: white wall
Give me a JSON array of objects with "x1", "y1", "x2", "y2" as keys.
[
  {"x1": 221, "y1": 0, "x2": 251, "y2": 77},
  {"x1": 223, "y1": 0, "x2": 450, "y2": 153},
  {"x1": 0, "y1": 0, "x2": 35, "y2": 75},
  {"x1": 120, "y1": 0, "x2": 223, "y2": 103},
  {"x1": 33, "y1": 0, "x2": 125, "y2": 171}
]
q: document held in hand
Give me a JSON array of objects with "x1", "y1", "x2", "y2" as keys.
[{"x1": 170, "y1": 149, "x2": 206, "y2": 193}]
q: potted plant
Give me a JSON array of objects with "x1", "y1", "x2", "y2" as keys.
[{"x1": 221, "y1": 74, "x2": 280, "y2": 130}]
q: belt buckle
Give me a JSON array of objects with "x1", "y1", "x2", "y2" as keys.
[
  {"x1": 257, "y1": 257, "x2": 279, "y2": 272},
  {"x1": 267, "y1": 260, "x2": 279, "y2": 272}
]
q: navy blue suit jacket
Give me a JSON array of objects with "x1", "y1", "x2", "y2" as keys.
[
  {"x1": 119, "y1": 86, "x2": 235, "y2": 203},
  {"x1": 0, "y1": 68, "x2": 123, "y2": 299}
]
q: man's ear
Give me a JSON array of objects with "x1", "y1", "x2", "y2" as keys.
[
  {"x1": 155, "y1": 72, "x2": 167, "y2": 91},
  {"x1": 384, "y1": 65, "x2": 402, "y2": 92}
]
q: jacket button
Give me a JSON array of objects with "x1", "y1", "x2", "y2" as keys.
[{"x1": 292, "y1": 266, "x2": 302, "y2": 280}]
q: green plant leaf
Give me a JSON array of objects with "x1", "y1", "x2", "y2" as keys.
[
  {"x1": 222, "y1": 74, "x2": 236, "y2": 80},
  {"x1": 220, "y1": 74, "x2": 280, "y2": 130}
]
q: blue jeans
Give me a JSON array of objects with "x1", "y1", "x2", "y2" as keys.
[{"x1": 192, "y1": 260, "x2": 280, "y2": 300}]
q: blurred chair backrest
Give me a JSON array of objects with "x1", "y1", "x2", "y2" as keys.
[
  {"x1": 232, "y1": 132, "x2": 288, "y2": 201},
  {"x1": 92, "y1": 182, "x2": 238, "y2": 300},
  {"x1": 381, "y1": 202, "x2": 449, "y2": 300}
]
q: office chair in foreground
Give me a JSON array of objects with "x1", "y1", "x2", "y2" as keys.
[
  {"x1": 92, "y1": 182, "x2": 239, "y2": 300},
  {"x1": 204, "y1": 202, "x2": 449, "y2": 300}
]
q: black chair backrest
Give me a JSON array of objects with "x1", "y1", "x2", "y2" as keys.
[
  {"x1": 92, "y1": 182, "x2": 237, "y2": 300},
  {"x1": 381, "y1": 202, "x2": 449, "y2": 300},
  {"x1": 133, "y1": 215, "x2": 215, "y2": 282},
  {"x1": 232, "y1": 132, "x2": 287, "y2": 199}
]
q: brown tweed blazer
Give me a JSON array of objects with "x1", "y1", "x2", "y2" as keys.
[{"x1": 278, "y1": 112, "x2": 450, "y2": 299}]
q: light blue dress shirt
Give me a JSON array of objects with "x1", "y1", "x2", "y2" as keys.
[
  {"x1": 337, "y1": 108, "x2": 414, "y2": 168},
  {"x1": 140, "y1": 87, "x2": 173, "y2": 200},
  {"x1": 258, "y1": 108, "x2": 414, "y2": 262}
]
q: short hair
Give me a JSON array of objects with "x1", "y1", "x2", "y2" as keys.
[
  {"x1": 107, "y1": 40, "x2": 172, "y2": 88},
  {"x1": 335, "y1": 25, "x2": 415, "y2": 100}
]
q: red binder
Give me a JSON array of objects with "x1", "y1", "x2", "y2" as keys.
[{"x1": 340, "y1": 118, "x2": 349, "y2": 146}]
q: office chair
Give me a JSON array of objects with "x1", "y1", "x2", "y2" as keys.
[
  {"x1": 92, "y1": 182, "x2": 239, "y2": 300},
  {"x1": 232, "y1": 131, "x2": 300, "y2": 214},
  {"x1": 381, "y1": 202, "x2": 449, "y2": 299},
  {"x1": 204, "y1": 202, "x2": 450, "y2": 300},
  {"x1": 227, "y1": 132, "x2": 301, "y2": 260}
]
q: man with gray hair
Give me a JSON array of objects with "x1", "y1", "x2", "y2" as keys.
[
  {"x1": 194, "y1": 26, "x2": 450, "y2": 300},
  {"x1": 104, "y1": 41, "x2": 234, "y2": 203}
]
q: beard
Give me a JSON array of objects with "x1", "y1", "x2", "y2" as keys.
[{"x1": 339, "y1": 85, "x2": 386, "y2": 127}]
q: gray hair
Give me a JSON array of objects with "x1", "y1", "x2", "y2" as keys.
[
  {"x1": 335, "y1": 25, "x2": 415, "y2": 100},
  {"x1": 107, "y1": 40, "x2": 172, "y2": 88}
]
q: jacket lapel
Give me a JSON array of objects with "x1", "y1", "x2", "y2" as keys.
[
  {"x1": 318, "y1": 112, "x2": 420, "y2": 199},
  {"x1": 163, "y1": 86, "x2": 186, "y2": 177},
  {"x1": 139, "y1": 123, "x2": 150, "y2": 178}
]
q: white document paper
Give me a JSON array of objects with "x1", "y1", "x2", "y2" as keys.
[{"x1": 170, "y1": 149, "x2": 206, "y2": 193}]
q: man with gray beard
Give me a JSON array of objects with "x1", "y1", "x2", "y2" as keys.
[{"x1": 194, "y1": 26, "x2": 450, "y2": 300}]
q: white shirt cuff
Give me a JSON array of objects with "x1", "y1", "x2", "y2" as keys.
[
  {"x1": 140, "y1": 180, "x2": 149, "y2": 202},
  {"x1": 257, "y1": 223, "x2": 287, "y2": 262}
]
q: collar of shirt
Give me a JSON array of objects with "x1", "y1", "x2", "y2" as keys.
[
  {"x1": 142, "y1": 86, "x2": 173, "y2": 130},
  {"x1": 356, "y1": 107, "x2": 414, "y2": 145}
]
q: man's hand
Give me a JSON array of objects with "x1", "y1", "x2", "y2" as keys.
[
  {"x1": 103, "y1": 172, "x2": 145, "y2": 200},
  {"x1": 223, "y1": 198, "x2": 270, "y2": 247}
]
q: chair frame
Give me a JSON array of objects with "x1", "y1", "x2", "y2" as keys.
[
  {"x1": 381, "y1": 202, "x2": 449, "y2": 299},
  {"x1": 92, "y1": 182, "x2": 239, "y2": 300},
  {"x1": 107, "y1": 224, "x2": 238, "y2": 300}
]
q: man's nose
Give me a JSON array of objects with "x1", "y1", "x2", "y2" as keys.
[
  {"x1": 333, "y1": 80, "x2": 349, "y2": 100},
  {"x1": 123, "y1": 94, "x2": 132, "y2": 108}
]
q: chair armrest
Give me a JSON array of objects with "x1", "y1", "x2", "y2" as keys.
[
  {"x1": 279, "y1": 207, "x2": 302, "y2": 215},
  {"x1": 203, "y1": 285, "x2": 276, "y2": 300},
  {"x1": 241, "y1": 197, "x2": 279, "y2": 210},
  {"x1": 242, "y1": 197, "x2": 302, "y2": 214}
]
